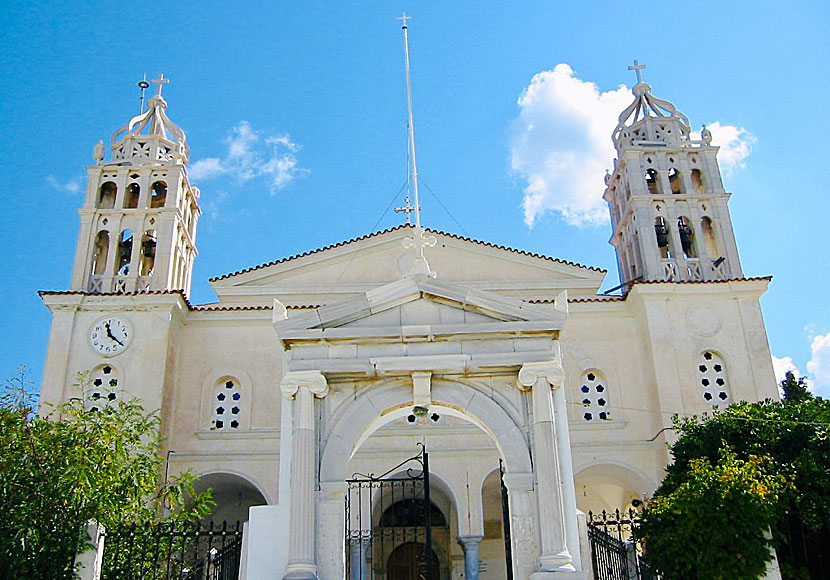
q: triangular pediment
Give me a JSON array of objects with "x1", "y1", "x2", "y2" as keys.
[
  {"x1": 211, "y1": 227, "x2": 605, "y2": 305},
  {"x1": 272, "y1": 275, "x2": 567, "y2": 346}
]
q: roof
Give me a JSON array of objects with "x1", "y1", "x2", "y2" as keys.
[{"x1": 209, "y1": 225, "x2": 606, "y2": 282}]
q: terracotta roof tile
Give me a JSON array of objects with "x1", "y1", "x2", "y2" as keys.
[{"x1": 209, "y1": 225, "x2": 606, "y2": 282}]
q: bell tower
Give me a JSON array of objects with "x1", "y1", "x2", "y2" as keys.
[
  {"x1": 70, "y1": 75, "x2": 200, "y2": 296},
  {"x1": 603, "y1": 63, "x2": 742, "y2": 286}
]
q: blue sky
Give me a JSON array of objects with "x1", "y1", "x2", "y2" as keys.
[{"x1": 1, "y1": 1, "x2": 828, "y2": 396}]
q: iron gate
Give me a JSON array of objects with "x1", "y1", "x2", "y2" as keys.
[
  {"x1": 587, "y1": 510, "x2": 659, "y2": 580},
  {"x1": 345, "y1": 443, "x2": 436, "y2": 580}
]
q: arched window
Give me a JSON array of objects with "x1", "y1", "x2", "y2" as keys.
[
  {"x1": 150, "y1": 181, "x2": 167, "y2": 208},
  {"x1": 139, "y1": 230, "x2": 156, "y2": 276},
  {"x1": 91, "y1": 230, "x2": 109, "y2": 275},
  {"x1": 98, "y1": 182, "x2": 117, "y2": 209},
  {"x1": 116, "y1": 230, "x2": 133, "y2": 275},
  {"x1": 691, "y1": 169, "x2": 705, "y2": 194},
  {"x1": 677, "y1": 216, "x2": 696, "y2": 258},
  {"x1": 124, "y1": 183, "x2": 140, "y2": 209},
  {"x1": 697, "y1": 351, "x2": 730, "y2": 404},
  {"x1": 85, "y1": 364, "x2": 121, "y2": 412},
  {"x1": 701, "y1": 217, "x2": 720, "y2": 257},
  {"x1": 654, "y1": 216, "x2": 671, "y2": 259},
  {"x1": 668, "y1": 168, "x2": 682, "y2": 194},
  {"x1": 579, "y1": 370, "x2": 611, "y2": 421},
  {"x1": 645, "y1": 169, "x2": 660, "y2": 194},
  {"x1": 212, "y1": 377, "x2": 242, "y2": 430}
]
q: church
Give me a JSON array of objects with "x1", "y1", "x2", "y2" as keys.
[{"x1": 38, "y1": 67, "x2": 779, "y2": 580}]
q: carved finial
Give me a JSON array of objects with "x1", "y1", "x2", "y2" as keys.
[
  {"x1": 628, "y1": 59, "x2": 646, "y2": 84},
  {"x1": 701, "y1": 124, "x2": 713, "y2": 145},
  {"x1": 604, "y1": 169, "x2": 611, "y2": 185},
  {"x1": 151, "y1": 73, "x2": 170, "y2": 98},
  {"x1": 93, "y1": 140, "x2": 105, "y2": 163}
]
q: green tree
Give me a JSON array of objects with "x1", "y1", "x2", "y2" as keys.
[
  {"x1": 634, "y1": 378, "x2": 830, "y2": 580},
  {"x1": 781, "y1": 371, "x2": 811, "y2": 403},
  {"x1": 0, "y1": 368, "x2": 211, "y2": 580}
]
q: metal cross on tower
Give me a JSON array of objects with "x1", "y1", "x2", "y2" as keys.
[
  {"x1": 151, "y1": 73, "x2": 170, "y2": 97},
  {"x1": 628, "y1": 59, "x2": 646, "y2": 84}
]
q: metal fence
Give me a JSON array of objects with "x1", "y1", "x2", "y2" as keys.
[
  {"x1": 101, "y1": 520, "x2": 243, "y2": 580},
  {"x1": 587, "y1": 510, "x2": 659, "y2": 580}
]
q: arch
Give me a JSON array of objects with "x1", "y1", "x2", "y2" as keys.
[
  {"x1": 91, "y1": 230, "x2": 109, "y2": 275},
  {"x1": 654, "y1": 216, "x2": 670, "y2": 258},
  {"x1": 677, "y1": 216, "x2": 696, "y2": 258},
  {"x1": 150, "y1": 181, "x2": 167, "y2": 208},
  {"x1": 116, "y1": 229, "x2": 133, "y2": 275},
  {"x1": 320, "y1": 379, "x2": 532, "y2": 484},
  {"x1": 84, "y1": 363, "x2": 121, "y2": 412},
  {"x1": 574, "y1": 462, "x2": 657, "y2": 515},
  {"x1": 98, "y1": 181, "x2": 116, "y2": 209},
  {"x1": 701, "y1": 216, "x2": 720, "y2": 257},
  {"x1": 191, "y1": 471, "x2": 269, "y2": 523},
  {"x1": 668, "y1": 167, "x2": 682, "y2": 194},
  {"x1": 644, "y1": 168, "x2": 660, "y2": 194},
  {"x1": 691, "y1": 169, "x2": 705, "y2": 194},
  {"x1": 124, "y1": 183, "x2": 140, "y2": 209},
  {"x1": 139, "y1": 230, "x2": 156, "y2": 276},
  {"x1": 697, "y1": 350, "x2": 731, "y2": 405},
  {"x1": 576, "y1": 369, "x2": 611, "y2": 422},
  {"x1": 199, "y1": 366, "x2": 254, "y2": 432}
]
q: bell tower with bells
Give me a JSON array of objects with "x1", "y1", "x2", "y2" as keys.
[
  {"x1": 603, "y1": 61, "x2": 743, "y2": 287},
  {"x1": 69, "y1": 74, "x2": 200, "y2": 296}
]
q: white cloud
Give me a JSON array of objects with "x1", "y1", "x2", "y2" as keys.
[
  {"x1": 510, "y1": 64, "x2": 631, "y2": 227},
  {"x1": 806, "y1": 332, "x2": 830, "y2": 398},
  {"x1": 510, "y1": 64, "x2": 755, "y2": 228},
  {"x1": 705, "y1": 121, "x2": 756, "y2": 175},
  {"x1": 188, "y1": 121, "x2": 308, "y2": 193},
  {"x1": 46, "y1": 175, "x2": 81, "y2": 194}
]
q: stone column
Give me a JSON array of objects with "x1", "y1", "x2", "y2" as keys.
[
  {"x1": 281, "y1": 370, "x2": 328, "y2": 580},
  {"x1": 458, "y1": 535, "x2": 484, "y2": 580},
  {"x1": 518, "y1": 361, "x2": 575, "y2": 573}
]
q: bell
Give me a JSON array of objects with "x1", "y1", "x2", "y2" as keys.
[
  {"x1": 679, "y1": 223, "x2": 693, "y2": 254},
  {"x1": 654, "y1": 221, "x2": 669, "y2": 248},
  {"x1": 119, "y1": 238, "x2": 133, "y2": 261},
  {"x1": 142, "y1": 236, "x2": 156, "y2": 259}
]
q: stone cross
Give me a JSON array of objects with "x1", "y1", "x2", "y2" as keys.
[
  {"x1": 151, "y1": 74, "x2": 170, "y2": 97},
  {"x1": 628, "y1": 59, "x2": 646, "y2": 84}
]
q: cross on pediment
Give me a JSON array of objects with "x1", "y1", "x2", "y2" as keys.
[
  {"x1": 395, "y1": 195, "x2": 420, "y2": 225},
  {"x1": 151, "y1": 73, "x2": 170, "y2": 97},
  {"x1": 628, "y1": 59, "x2": 646, "y2": 84}
]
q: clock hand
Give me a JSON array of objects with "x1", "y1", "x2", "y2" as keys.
[{"x1": 105, "y1": 323, "x2": 124, "y2": 346}]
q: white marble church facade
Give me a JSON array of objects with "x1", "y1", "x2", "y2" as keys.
[{"x1": 39, "y1": 74, "x2": 779, "y2": 580}]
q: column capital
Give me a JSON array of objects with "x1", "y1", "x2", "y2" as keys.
[
  {"x1": 518, "y1": 360, "x2": 564, "y2": 391},
  {"x1": 281, "y1": 370, "x2": 328, "y2": 399},
  {"x1": 457, "y1": 535, "x2": 485, "y2": 547}
]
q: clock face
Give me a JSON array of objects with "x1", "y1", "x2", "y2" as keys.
[{"x1": 89, "y1": 317, "x2": 132, "y2": 356}]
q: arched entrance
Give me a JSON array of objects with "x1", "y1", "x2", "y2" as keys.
[
  {"x1": 191, "y1": 472, "x2": 267, "y2": 524},
  {"x1": 387, "y1": 542, "x2": 441, "y2": 580}
]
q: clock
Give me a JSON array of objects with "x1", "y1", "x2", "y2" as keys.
[{"x1": 89, "y1": 317, "x2": 132, "y2": 356}]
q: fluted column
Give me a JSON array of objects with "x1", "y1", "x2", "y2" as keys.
[
  {"x1": 281, "y1": 371, "x2": 328, "y2": 580},
  {"x1": 458, "y1": 535, "x2": 484, "y2": 580},
  {"x1": 518, "y1": 361, "x2": 575, "y2": 573}
]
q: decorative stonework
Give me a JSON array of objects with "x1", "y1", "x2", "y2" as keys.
[
  {"x1": 578, "y1": 370, "x2": 610, "y2": 422},
  {"x1": 85, "y1": 364, "x2": 120, "y2": 412},
  {"x1": 697, "y1": 351, "x2": 730, "y2": 404},
  {"x1": 518, "y1": 360, "x2": 565, "y2": 391},
  {"x1": 212, "y1": 377, "x2": 242, "y2": 430}
]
